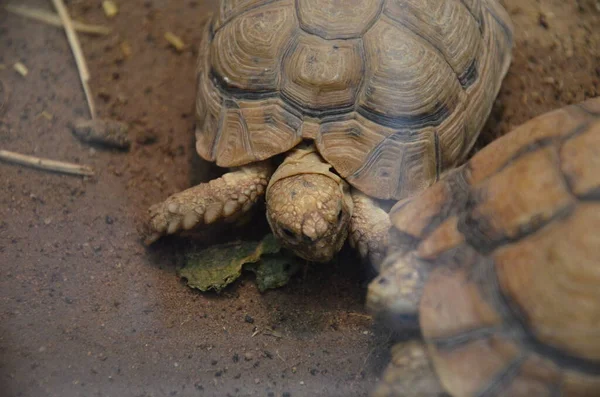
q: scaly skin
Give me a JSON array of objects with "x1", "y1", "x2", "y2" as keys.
[
  {"x1": 372, "y1": 340, "x2": 445, "y2": 397},
  {"x1": 348, "y1": 190, "x2": 391, "y2": 269},
  {"x1": 142, "y1": 161, "x2": 273, "y2": 245},
  {"x1": 366, "y1": 250, "x2": 429, "y2": 328}
]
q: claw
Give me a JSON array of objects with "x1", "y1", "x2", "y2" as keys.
[{"x1": 204, "y1": 203, "x2": 222, "y2": 224}]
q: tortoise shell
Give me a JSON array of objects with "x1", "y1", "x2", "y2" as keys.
[
  {"x1": 194, "y1": 0, "x2": 514, "y2": 200},
  {"x1": 368, "y1": 97, "x2": 600, "y2": 396}
]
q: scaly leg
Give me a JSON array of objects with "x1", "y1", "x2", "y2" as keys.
[
  {"x1": 142, "y1": 161, "x2": 273, "y2": 245},
  {"x1": 348, "y1": 189, "x2": 391, "y2": 268},
  {"x1": 372, "y1": 340, "x2": 444, "y2": 397}
]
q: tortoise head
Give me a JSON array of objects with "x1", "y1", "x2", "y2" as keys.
[
  {"x1": 266, "y1": 172, "x2": 352, "y2": 262},
  {"x1": 265, "y1": 146, "x2": 353, "y2": 263}
]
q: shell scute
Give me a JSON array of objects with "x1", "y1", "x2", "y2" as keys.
[
  {"x1": 494, "y1": 202, "x2": 600, "y2": 362},
  {"x1": 429, "y1": 336, "x2": 521, "y2": 397},
  {"x1": 297, "y1": 0, "x2": 383, "y2": 39},
  {"x1": 384, "y1": 0, "x2": 483, "y2": 88},
  {"x1": 493, "y1": 355, "x2": 560, "y2": 397},
  {"x1": 210, "y1": 0, "x2": 296, "y2": 94},
  {"x1": 560, "y1": 121, "x2": 600, "y2": 198},
  {"x1": 359, "y1": 18, "x2": 464, "y2": 131},
  {"x1": 464, "y1": 146, "x2": 575, "y2": 251},
  {"x1": 281, "y1": 33, "x2": 364, "y2": 114},
  {"x1": 237, "y1": 98, "x2": 303, "y2": 162}
]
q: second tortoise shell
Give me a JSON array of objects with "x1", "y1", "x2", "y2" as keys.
[
  {"x1": 194, "y1": 0, "x2": 514, "y2": 200},
  {"x1": 369, "y1": 97, "x2": 600, "y2": 396}
]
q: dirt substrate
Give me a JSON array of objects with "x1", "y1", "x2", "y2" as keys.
[{"x1": 0, "y1": 1, "x2": 599, "y2": 396}]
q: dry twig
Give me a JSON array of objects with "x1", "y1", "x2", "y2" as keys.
[
  {"x1": 0, "y1": 150, "x2": 94, "y2": 176},
  {"x1": 5, "y1": 4, "x2": 112, "y2": 35},
  {"x1": 51, "y1": 0, "x2": 96, "y2": 119}
]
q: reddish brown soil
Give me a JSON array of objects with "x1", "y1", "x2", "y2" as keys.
[{"x1": 0, "y1": 1, "x2": 598, "y2": 396}]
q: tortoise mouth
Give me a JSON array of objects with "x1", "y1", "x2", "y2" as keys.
[
  {"x1": 293, "y1": 249, "x2": 336, "y2": 263},
  {"x1": 275, "y1": 226, "x2": 348, "y2": 263}
]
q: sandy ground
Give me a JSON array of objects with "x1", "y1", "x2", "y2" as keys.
[{"x1": 0, "y1": 1, "x2": 598, "y2": 396}]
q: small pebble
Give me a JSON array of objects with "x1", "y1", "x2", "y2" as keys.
[{"x1": 244, "y1": 315, "x2": 254, "y2": 324}]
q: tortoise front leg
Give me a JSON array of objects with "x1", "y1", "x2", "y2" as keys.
[
  {"x1": 372, "y1": 340, "x2": 445, "y2": 397},
  {"x1": 142, "y1": 161, "x2": 273, "y2": 245},
  {"x1": 348, "y1": 189, "x2": 391, "y2": 269}
]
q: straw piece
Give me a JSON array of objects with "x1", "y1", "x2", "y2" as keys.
[
  {"x1": 51, "y1": 0, "x2": 96, "y2": 119},
  {"x1": 13, "y1": 62, "x2": 28, "y2": 77},
  {"x1": 164, "y1": 32, "x2": 186, "y2": 52},
  {"x1": 0, "y1": 150, "x2": 94, "y2": 176},
  {"x1": 102, "y1": 1, "x2": 118, "y2": 18},
  {"x1": 5, "y1": 4, "x2": 112, "y2": 35}
]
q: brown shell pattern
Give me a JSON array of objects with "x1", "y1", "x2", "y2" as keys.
[
  {"x1": 384, "y1": 98, "x2": 600, "y2": 396},
  {"x1": 194, "y1": 0, "x2": 514, "y2": 200}
]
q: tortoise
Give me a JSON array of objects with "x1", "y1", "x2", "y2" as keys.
[
  {"x1": 143, "y1": 0, "x2": 514, "y2": 264},
  {"x1": 366, "y1": 97, "x2": 600, "y2": 396}
]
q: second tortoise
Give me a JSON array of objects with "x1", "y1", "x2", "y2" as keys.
[{"x1": 367, "y1": 97, "x2": 600, "y2": 396}]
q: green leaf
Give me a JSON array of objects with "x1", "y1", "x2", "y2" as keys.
[
  {"x1": 247, "y1": 252, "x2": 303, "y2": 292},
  {"x1": 178, "y1": 234, "x2": 301, "y2": 293}
]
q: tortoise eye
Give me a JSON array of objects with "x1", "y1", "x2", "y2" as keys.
[{"x1": 281, "y1": 227, "x2": 295, "y2": 239}]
